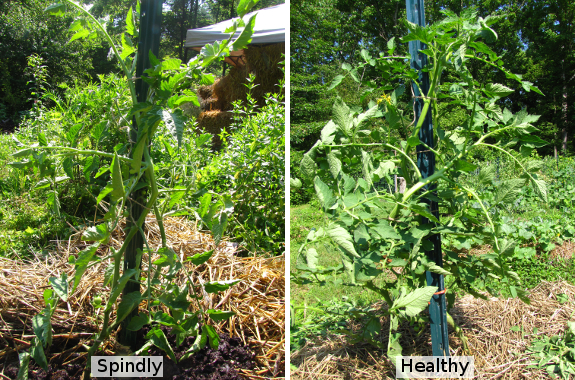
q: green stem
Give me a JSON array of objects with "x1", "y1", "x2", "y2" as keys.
[
  {"x1": 42, "y1": 146, "x2": 133, "y2": 163},
  {"x1": 61, "y1": 0, "x2": 137, "y2": 105},
  {"x1": 329, "y1": 143, "x2": 421, "y2": 178},
  {"x1": 460, "y1": 184, "x2": 499, "y2": 252}
]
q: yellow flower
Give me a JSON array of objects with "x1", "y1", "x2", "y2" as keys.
[
  {"x1": 377, "y1": 93, "x2": 392, "y2": 105},
  {"x1": 467, "y1": 192, "x2": 473, "y2": 198}
]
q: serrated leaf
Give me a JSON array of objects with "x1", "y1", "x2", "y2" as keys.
[
  {"x1": 105, "y1": 269, "x2": 138, "y2": 312},
  {"x1": 393, "y1": 286, "x2": 437, "y2": 317},
  {"x1": 327, "y1": 224, "x2": 359, "y2": 258},
  {"x1": 485, "y1": 83, "x2": 514, "y2": 97},
  {"x1": 146, "y1": 327, "x2": 176, "y2": 361},
  {"x1": 82, "y1": 223, "x2": 108, "y2": 242},
  {"x1": 204, "y1": 279, "x2": 240, "y2": 293},
  {"x1": 314, "y1": 176, "x2": 335, "y2": 210},
  {"x1": 13, "y1": 148, "x2": 33, "y2": 158},
  {"x1": 72, "y1": 243, "x2": 100, "y2": 292},
  {"x1": 300, "y1": 153, "x2": 317, "y2": 180},
  {"x1": 44, "y1": 3, "x2": 66, "y2": 16},
  {"x1": 110, "y1": 152, "x2": 124, "y2": 202},
  {"x1": 211, "y1": 212, "x2": 228, "y2": 246},
  {"x1": 30, "y1": 338, "x2": 48, "y2": 371},
  {"x1": 49, "y1": 273, "x2": 68, "y2": 302},
  {"x1": 187, "y1": 250, "x2": 214, "y2": 265},
  {"x1": 204, "y1": 324, "x2": 220, "y2": 349},
  {"x1": 425, "y1": 262, "x2": 452, "y2": 276},
  {"x1": 96, "y1": 183, "x2": 114, "y2": 205},
  {"x1": 167, "y1": 187, "x2": 186, "y2": 209},
  {"x1": 478, "y1": 165, "x2": 496, "y2": 185},
  {"x1": 127, "y1": 312, "x2": 149, "y2": 331},
  {"x1": 206, "y1": 309, "x2": 234, "y2": 321},
  {"x1": 327, "y1": 152, "x2": 341, "y2": 179},
  {"x1": 38, "y1": 133, "x2": 47, "y2": 146},
  {"x1": 162, "y1": 109, "x2": 186, "y2": 148},
  {"x1": 232, "y1": 14, "x2": 256, "y2": 51},
  {"x1": 531, "y1": 178, "x2": 547, "y2": 203},
  {"x1": 103, "y1": 261, "x2": 114, "y2": 287},
  {"x1": 116, "y1": 291, "x2": 142, "y2": 325},
  {"x1": 495, "y1": 178, "x2": 526, "y2": 204},
  {"x1": 332, "y1": 98, "x2": 353, "y2": 135},
  {"x1": 69, "y1": 28, "x2": 90, "y2": 43},
  {"x1": 66, "y1": 123, "x2": 83, "y2": 146},
  {"x1": 126, "y1": 6, "x2": 136, "y2": 36},
  {"x1": 121, "y1": 34, "x2": 136, "y2": 59},
  {"x1": 236, "y1": 0, "x2": 258, "y2": 18},
  {"x1": 306, "y1": 248, "x2": 318, "y2": 269}
]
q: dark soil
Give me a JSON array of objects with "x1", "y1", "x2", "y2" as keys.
[{"x1": 1, "y1": 326, "x2": 256, "y2": 380}]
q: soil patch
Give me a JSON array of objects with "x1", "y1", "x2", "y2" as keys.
[{"x1": 1, "y1": 326, "x2": 255, "y2": 380}]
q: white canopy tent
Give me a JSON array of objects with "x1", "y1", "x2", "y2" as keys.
[{"x1": 184, "y1": 3, "x2": 286, "y2": 67}]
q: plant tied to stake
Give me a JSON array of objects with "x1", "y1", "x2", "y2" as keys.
[
  {"x1": 294, "y1": 9, "x2": 546, "y2": 361},
  {"x1": 10, "y1": 0, "x2": 261, "y2": 378}
]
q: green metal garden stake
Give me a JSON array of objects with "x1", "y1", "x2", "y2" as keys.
[
  {"x1": 405, "y1": 0, "x2": 450, "y2": 357},
  {"x1": 120, "y1": 0, "x2": 162, "y2": 350}
]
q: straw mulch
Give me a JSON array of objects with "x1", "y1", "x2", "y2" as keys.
[
  {"x1": 212, "y1": 43, "x2": 285, "y2": 111},
  {"x1": 196, "y1": 110, "x2": 234, "y2": 148},
  {"x1": 0, "y1": 216, "x2": 285, "y2": 378},
  {"x1": 291, "y1": 281, "x2": 575, "y2": 380},
  {"x1": 195, "y1": 43, "x2": 285, "y2": 148}
]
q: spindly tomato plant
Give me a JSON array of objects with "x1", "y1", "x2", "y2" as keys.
[
  {"x1": 10, "y1": 0, "x2": 260, "y2": 378},
  {"x1": 293, "y1": 9, "x2": 546, "y2": 360}
]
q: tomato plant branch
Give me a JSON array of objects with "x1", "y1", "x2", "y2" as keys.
[{"x1": 60, "y1": 0, "x2": 137, "y2": 105}]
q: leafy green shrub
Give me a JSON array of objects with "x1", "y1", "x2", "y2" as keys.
[{"x1": 197, "y1": 74, "x2": 285, "y2": 255}]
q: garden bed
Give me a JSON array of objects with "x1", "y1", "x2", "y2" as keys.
[
  {"x1": 0, "y1": 217, "x2": 285, "y2": 378},
  {"x1": 291, "y1": 281, "x2": 575, "y2": 380}
]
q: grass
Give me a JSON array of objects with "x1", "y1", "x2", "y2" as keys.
[{"x1": 290, "y1": 202, "x2": 386, "y2": 310}]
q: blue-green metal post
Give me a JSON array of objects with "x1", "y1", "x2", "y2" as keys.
[
  {"x1": 405, "y1": 0, "x2": 450, "y2": 356},
  {"x1": 121, "y1": 0, "x2": 162, "y2": 350}
]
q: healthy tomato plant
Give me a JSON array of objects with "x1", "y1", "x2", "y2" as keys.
[
  {"x1": 293, "y1": 9, "x2": 546, "y2": 360},
  {"x1": 10, "y1": 0, "x2": 261, "y2": 378}
]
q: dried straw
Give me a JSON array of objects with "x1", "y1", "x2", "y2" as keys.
[
  {"x1": 291, "y1": 281, "x2": 575, "y2": 380},
  {"x1": 196, "y1": 110, "x2": 234, "y2": 148},
  {"x1": 0, "y1": 216, "x2": 284, "y2": 377}
]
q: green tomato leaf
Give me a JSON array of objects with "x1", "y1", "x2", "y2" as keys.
[
  {"x1": 111, "y1": 152, "x2": 124, "y2": 202},
  {"x1": 204, "y1": 324, "x2": 220, "y2": 349},
  {"x1": 232, "y1": 14, "x2": 257, "y2": 51},
  {"x1": 127, "y1": 312, "x2": 150, "y2": 331},
  {"x1": 44, "y1": 3, "x2": 66, "y2": 16},
  {"x1": 204, "y1": 279, "x2": 240, "y2": 293},
  {"x1": 105, "y1": 269, "x2": 138, "y2": 312},
  {"x1": 126, "y1": 6, "x2": 136, "y2": 36},
  {"x1": 17, "y1": 352, "x2": 30, "y2": 380},
  {"x1": 187, "y1": 250, "x2": 214, "y2": 265},
  {"x1": 72, "y1": 243, "x2": 100, "y2": 292},
  {"x1": 392, "y1": 286, "x2": 438, "y2": 317},
  {"x1": 146, "y1": 327, "x2": 176, "y2": 362},
  {"x1": 30, "y1": 338, "x2": 48, "y2": 371},
  {"x1": 327, "y1": 224, "x2": 360, "y2": 258},
  {"x1": 206, "y1": 309, "x2": 234, "y2": 322},
  {"x1": 115, "y1": 291, "x2": 142, "y2": 326},
  {"x1": 236, "y1": 0, "x2": 259, "y2": 18},
  {"x1": 49, "y1": 273, "x2": 68, "y2": 302}
]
